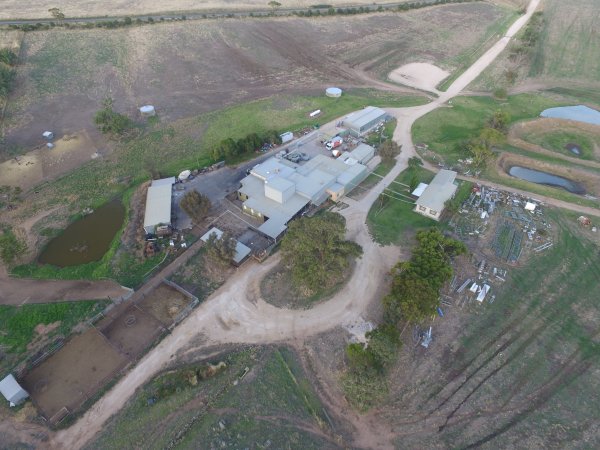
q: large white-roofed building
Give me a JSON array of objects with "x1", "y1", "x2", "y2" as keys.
[
  {"x1": 414, "y1": 170, "x2": 458, "y2": 221},
  {"x1": 143, "y1": 177, "x2": 175, "y2": 234},
  {"x1": 343, "y1": 106, "x2": 388, "y2": 137},
  {"x1": 238, "y1": 153, "x2": 370, "y2": 240}
]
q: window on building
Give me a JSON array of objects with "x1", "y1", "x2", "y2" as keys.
[
  {"x1": 431, "y1": 210, "x2": 438, "y2": 216},
  {"x1": 419, "y1": 206, "x2": 426, "y2": 211}
]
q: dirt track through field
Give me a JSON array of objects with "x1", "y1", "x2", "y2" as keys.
[{"x1": 47, "y1": 1, "x2": 566, "y2": 448}]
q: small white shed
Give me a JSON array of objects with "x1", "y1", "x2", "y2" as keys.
[
  {"x1": 280, "y1": 132, "x2": 294, "y2": 144},
  {"x1": 0, "y1": 374, "x2": 29, "y2": 407}
]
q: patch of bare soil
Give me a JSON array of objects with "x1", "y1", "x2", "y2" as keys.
[
  {"x1": 0, "y1": 130, "x2": 105, "y2": 186},
  {"x1": 388, "y1": 62, "x2": 449, "y2": 93},
  {"x1": 137, "y1": 282, "x2": 192, "y2": 326}
]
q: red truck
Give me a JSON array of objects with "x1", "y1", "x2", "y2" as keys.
[{"x1": 325, "y1": 136, "x2": 343, "y2": 150}]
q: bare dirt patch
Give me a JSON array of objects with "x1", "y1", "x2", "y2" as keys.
[
  {"x1": 388, "y1": 62, "x2": 449, "y2": 93},
  {"x1": 0, "y1": 130, "x2": 102, "y2": 189},
  {"x1": 137, "y1": 282, "x2": 192, "y2": 326},
  {"x1": 21, "y1": 328, "x2": 127, "y2": 421},
  {"x1": 98, "y1": 304, "x2": 165, "y2": 360}
]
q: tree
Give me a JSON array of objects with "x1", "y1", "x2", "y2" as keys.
[
  {"x1": 205, "y1": 231, "x2": 236, "y2": 264},
  {"x1": 268, "y1": 1, "x2": 282, "y2": 13},
  {"x1": 48, "y1": 7, "x2": 65, "y2": 21},
  {"x1": 487, "y1": 109, "x2": 511, "y2": 132},
  {"x1": 378, "y1": 140, "x2": 401, "y2": 164},
  {"x1": 408, "y1": 156, "x2": 423, "y2": 169},
  {"x1": 280, "y1": 212, "x2": 362, "y2": 293},
  {"x1": 365, "y1": 325, "x2": 401, "y2": 373},
  {"x1": 180, "y1": 190, "x2": 211, "y2": 224}
]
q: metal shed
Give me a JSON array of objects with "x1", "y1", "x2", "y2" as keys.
[
  {"x1": 343, "y1": 107, "x2": 388, "y2": 137},
  {"x1": 0, "y1": 374, "x2": 29, "y2": 407}
]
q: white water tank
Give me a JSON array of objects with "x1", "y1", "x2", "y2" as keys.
[
  {"x1": 139, "y1": 105, "x2": 156, "y2": 117},
  {"x1": 325, "y1": 87, "x2": 342, "y2": 98}
]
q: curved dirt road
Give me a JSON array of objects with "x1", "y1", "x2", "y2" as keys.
[{"x1": 51, "y1": 1, "x2": 543, "y2": 448}]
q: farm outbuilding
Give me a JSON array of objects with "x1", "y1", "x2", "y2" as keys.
[
  {"x1": 280, "y1": 131, "x2": 294, "y2": 144},
  {"x1": 143, "y1": 177, "x2": 175, "y2": 234},
  {"x1": 343, "y1": 106, "x2": 388, "y2": 137},
  {"x1": 0, "y1": 374, "x2": 29, "y2": 407},
  {"x1": 200, "y1": 227, "x2": 252, "y2": 265},
  {"x1": 349, "y1": 143, "x2": 375, "y2": 164},
  {"x1": 414, "y1": 170, "x2": 458, "y2": 221}
]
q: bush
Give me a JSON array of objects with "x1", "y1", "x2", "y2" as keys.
[
  {"x1": 94, "y1": 98, "x2": 133, "y2": 135},
  {"x1": 0, "y1": 49, "x2": 17, "y2": 65},
  {"x1": 180, "y1": 190, "x2": 211, "y2": 224},
  {"x1": 0, "y1": 226, "x2": 27, "y2": 265}
]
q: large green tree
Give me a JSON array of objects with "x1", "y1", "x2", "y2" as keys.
[
  {"x1": 180, "y1": 190, "x2": 211, "y2": 224},
  {"x1": 280, "y1": 211, "x2": 362, "y2": 293},
  {"x1": 384, "y1": 229, "x2": 466, "y2": 324},
  {"x1": 205, "y1": 231, "x2": 236, "y2": 265}
]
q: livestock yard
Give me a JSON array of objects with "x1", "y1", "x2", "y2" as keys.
[{"x1": 20, "y1": 282, "x2": 196, "y2": 424}]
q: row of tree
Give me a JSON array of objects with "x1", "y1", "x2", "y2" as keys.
[
  {"x1": 291, "y1": 0, "x2": 475, "y2": 17},
  {"x1": 343, "y1": 229, "x2": 465, "y2": 406},
  {"x1": 211, "y1": 130, "x2": 281, "y2": 162},
  {"x1": 464, "y1": 109, "x2": 511, "y2": 168},
  {"x1": 384, "y1": 229, "x2": 466, "y2": 325}
]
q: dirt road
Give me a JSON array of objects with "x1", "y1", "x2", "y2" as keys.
[{"x1": 51, "y1": 1, "x2": 547, "y2": 448}]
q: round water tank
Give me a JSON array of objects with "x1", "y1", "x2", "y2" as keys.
[
  {"x1": 325, "y1": 87, "x2": 342, "y2": 98},
  {"x1": 139, "y1": 105, "x2": 156, "y2": 117}
]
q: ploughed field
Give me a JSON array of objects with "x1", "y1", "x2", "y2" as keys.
[{"x1": 3, "y1": 3, "x2": 508, "y2": 152}]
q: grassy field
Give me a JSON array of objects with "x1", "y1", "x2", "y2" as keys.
[
  {"x1": 0, "y1": 300, "x2": 107, "y2": 373},
  {"x1": 410, "y1": 94, "x2": 600, "y2": 207},
  {"x1": 518, "y1": 128, "x2": 600, "y2": 161},
  {"x1": 472, "y1": 0, "x2": 600, "y2": 91},
  {"x1": 367, "y1": 166, "x2": 436, "y2": 245},
  {"x1": 412, "y1": 94, "x2": 561, "y2": 165},
  {"x1": 437, "y1": 7, "x2": 520, "y2": 91},
  {"x1": 404, "y1": 210, "x2": 600, "y2": 448},
  {"x1": 86, "y1": 347, "x2": 337, "y2": 449}
]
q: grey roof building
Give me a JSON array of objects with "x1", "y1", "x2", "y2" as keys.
[
  {"x1": 0, "y1": 374, "x2": 29, "y2": 407},
  {"x1": 143, "y1": 177, "x2": 175, "y2": 234},
  {"x1": 200, "y1": 227, "x2": 252, "y2": 265},
  {"x1": 238, "y1": 153, "x2": 371, "y2": 240},
  {"x1": 343, "y1": 106, "x2": 388, "y2": 137},
  {"x1": 414, "y1": 170, "x2": 458, "y2": 221}
]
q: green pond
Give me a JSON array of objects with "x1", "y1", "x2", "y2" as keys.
[{"x1": 38, "y1": 200, "x2": 125, "y2": 267}]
